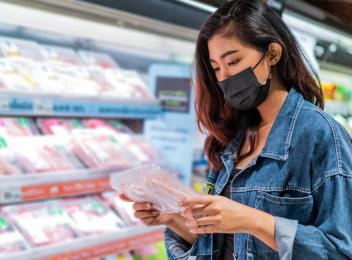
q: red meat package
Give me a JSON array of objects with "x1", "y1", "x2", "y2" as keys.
[
  {"x1": 14, "y1": 144, "x2": 83, "y2": 173},
  {"x1": 0, "y1": 214, "x2": 30, "y2": 255},
  {"x1": 0, "y1": 148, "x2": 24, "y2": 175},
  {"x1": 71, "y1": 130, "x2": 139, "y2": 170},
  {"x1": 36, "y1": 118, "x2": 84, "y2": 135},
  {"x1": 2, "y1": 201, "x2": 78, "y2": 247},
  {"x1": 60, "y1": 196, "x2": 125, "y2": 235},
  {"x1": 101, "y1": 192, "x2": 141, "y2": 226},
  {"x1": 110, "y1": 165, "x2": 198, "y2": 214},
  {"x1": 0, "y1": 118, "x2": 39, "y2": 137},
  {"x1": 5, "y1": 136, "x2": 84, "y2": 173},
  {"x1": 121, "y1": 135, "x2": 159, "y2": 163}
]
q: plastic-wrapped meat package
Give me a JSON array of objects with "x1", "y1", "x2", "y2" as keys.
[
  {"x1": 108, "y1": 120, "x2": 133, "y2": 134},
  {"x1": 35, "y1": 66, "x2": 62, "y2": 95},
  {"x1": 101, "y1": 192, "x2": 141, "y2": 226},
  {"x1": 47, "y1": 65, "x2": 100, "y2": 97},
  {"x1": 0, "y1": 37, "x2": 44, "y2": 61},
  {"x1": 71, "y1": 130, "x2": 139, "y2": 170},
  {"x1": 83, "y1": 119, "x2": 132, "y2": 134},
  {"x1": 110, "y1": 165, "x2": 198, "y2": 214},
  {"x1": 86, "y1": 68, "x2": 119, "y2": 96},
  {"x1": 40, "y1": 45, "x2": 101, "y2": 96},
  {"x1": 122, "y1": 70, "x2": 154, "y2": 100},
  {"x1": 40, "y1": 45, "x2": 82, "y2": 66},
  {"x1": 0, "y1": 118, "x2": 39, "y2": 137},
  {"x1": 0, "y1": 214, "x2": 30, "y2": 255},
  {"x1": 11, "y1": 147, "x2": 53, "y2": 173},
  {"x1": 0, "y1": 38, "x2": 44, "y2": 93},
  {"x1": 79, "y1": 51, "x2": 119, "y2": 69},
  {"x1": 0, "y1": 149, "x2": 24, "y2": 175},
  {"x1": 106, "y1": 69, "x2": 134, "y2": 99},
  {"x1": 0, "y1": 59, "x2": 44, "y2": 93},
  {"x1": 82, "y1": 119, "x2": 115, "y2": 132},
  {"x1": 39, "y1": 45, "x2": 82, "y2": 94},
  {"x1": 0, "y1": 148, "x2": 37, "y2": 174},
  {"x1": 36, "y1": 118, "x2": 83, "y2": 135},
  {"x1": 2, "y1": 201, "x2": 78, "y2": 247},
  {"x1": 6, "y1": 137, "x2": 83, "y2": 174},
  {"x1": 131, "y1": 139, "x2": 159, "y2": 163},
  {"x1": 79, "y1": 51, "x2": 121, "y2": 97},
  {"x1": 60, "y1": 196, "x2": 125, "y2": 235},
  {"x1": 38, "y1": 144, "x2": 84, "y2": 171},
  {"x1": 113, "y1": 133, "x2": 159, "y2": 164}
]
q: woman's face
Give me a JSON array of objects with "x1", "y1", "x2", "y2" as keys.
[{"x1": 208, "y1": 34, "x2": 270, "y2": 83}]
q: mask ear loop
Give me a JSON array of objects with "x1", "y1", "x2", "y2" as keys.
[
  {"x1": 252, "y1": 53, "x2": 266, "y2": 70},
  {"x1": 253, "y1": 53, "x2": 272, "y2": 85}
]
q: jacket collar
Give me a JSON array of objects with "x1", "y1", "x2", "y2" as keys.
[{"x1": 221, "y1": 88, "x2": 304, "y2": 161}]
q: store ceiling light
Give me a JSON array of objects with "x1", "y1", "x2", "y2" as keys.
[
  {"x1": 282, "y1": 11, "x2": 352, "y2": 50},
  {"x1": 174, "y1": 0, "x2": 217, "y2": 13}
]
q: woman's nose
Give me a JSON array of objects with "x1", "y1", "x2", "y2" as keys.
[{"x1": 219, "y1": 68, "x2": 231, "y2": 82}]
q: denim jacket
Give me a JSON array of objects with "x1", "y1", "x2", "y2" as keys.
[{"x1": 165, "y1": 88, "x2": 352, "y2": 260}]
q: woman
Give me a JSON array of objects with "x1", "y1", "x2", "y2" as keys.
[{"x1": 122, "y1": 0, "x2": 352, "y2": 259}]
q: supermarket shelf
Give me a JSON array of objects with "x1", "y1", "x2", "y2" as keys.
[
  {"x1": 0, "y1": 168, "x2": 118, "y2": 205},
  {"x1": 0, "y1": 225, "x2": 165, "y2": 260},
  {"x1": 325, "y1": 100, "x2": 352, "y2": 116},
  {"x1": 0, "y1": 93, "x2": 162, "y2": 119}
]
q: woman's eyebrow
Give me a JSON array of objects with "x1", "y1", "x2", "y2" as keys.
[{"x1": 210, "y1": 49, "x2": 239, "y2": 63}]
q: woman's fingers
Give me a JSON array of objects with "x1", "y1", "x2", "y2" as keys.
[
  {"x1": 182, "y1": 205, "x2": 219, "y2": 219},
  {"x1": 179, "y1": 195, "x2": 215, "y2": 208},
  {"x1": 134, "y1": 210, "x2": 159, "y2": 220},
  {"x1": 190, "y1": 225, "x2": 217, "y2": 234},
  {"x1": 119, "y1": 194, "x2": 134, "y2": 202},
  {"x1": 187, "y1": 215, "x2": 221, "y2": 228},
  {"x1": 141, "y1": 217, "x2": 157, "y2": 225},
  {"x1": 133, "y1": 202, "x2": 153, "y2": 211}
]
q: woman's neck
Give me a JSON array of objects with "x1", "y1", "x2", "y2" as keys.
[{"x1": 257, "y1": 77, "x2": 288, "y2": 128}]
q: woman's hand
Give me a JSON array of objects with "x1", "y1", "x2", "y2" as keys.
[
  {"x1": 119, "y1": 194, "x2": 173, "y2": 226},
  {"x1": 180, "y1": 195, "x2": 261, "y2": 234},
  {"x1": 119, "y1": 194, "x2": 200, "y2": 245},
  {"x1": 179, "y1": 194, "x2": 277, "y2": 250}
]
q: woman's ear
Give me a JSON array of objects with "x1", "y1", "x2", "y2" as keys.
[{"x1": 267, "y1": 42, "x2": 282, "y2": 65}]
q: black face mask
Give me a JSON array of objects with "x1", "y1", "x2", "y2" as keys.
[{"x1": 217, "y1": 55, "x2": 271, "y2": 111}]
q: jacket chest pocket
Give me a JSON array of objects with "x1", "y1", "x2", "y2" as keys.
[
  {"x1": 254, "y1": 191, "x2": 314, "y2": 223},
  {"x1": 248, "y1": 190, "x2": 314, "y2": 254}
]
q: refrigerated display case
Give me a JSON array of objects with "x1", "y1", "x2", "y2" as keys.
[{"x1": 0, "y1": 0, "x2": 196, "y2": 259}]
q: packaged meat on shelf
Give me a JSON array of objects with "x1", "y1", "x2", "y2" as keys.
[
  {"x1": 0, "y1": 38, "x2": 47, "y2": 94},
  {"x1": 0, "y1": 214, "x2": 30, "y2": 255},
  {"x1": 0, "y1": 117, "x2": 39, "y2": 137},
  {"x1": 36, "y1": 118, "x2": 84, "y2": 136},
  {"x1": 1, "y1": 201, "x2": 79, "y2": 247},
  {"x1": 79, "y1": 50, "x2": 119, "y2": 69},
  {"x1": 0, "y1": 194, "x2": 164, "y2": 258},
  {"x1": 36, "y1": 118, "x2": 159, "y2": 165},
  {"x1": 1, "y1": 136, "x2": 84, "y2": 174},
  {"x1": 60, "y1": 196, "x2": 125, "y2": 235},
  {"x1": 0, "y1": 37, "x2": 155, "y2": 100},
  {"x1": 36, "y1": 118, "x2": 131, "y2": 136},
  {"x1": 0, "y1": 118, "x2": 159, "y2": 176},
  {"x1": 71, "y1": 129, "x2": 140, "y2": 170},
  {"x1": 40, "y1": 45, "x2": 101, "y2": 97},
  {"x1": 101, "y1": 192, "x2": 141, "y2": 227}
]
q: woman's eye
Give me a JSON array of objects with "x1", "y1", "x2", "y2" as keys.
[
  {"x1": 228, "y1": 60, "x2": 238, "y2": 66},
  {"x1": 213, "y1": 68, "x2": 220, "y2": 72}
]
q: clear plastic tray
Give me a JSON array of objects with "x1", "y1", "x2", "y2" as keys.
[{"x1": 110, "y1": 165, "x2": 198, "y2": 214}]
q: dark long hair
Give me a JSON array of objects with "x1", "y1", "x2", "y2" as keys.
[{"x1": 195, "y1": 0, "x2": 324, "y2": 171}]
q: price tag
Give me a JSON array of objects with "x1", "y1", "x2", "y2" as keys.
[
  {"x1": 34, "y1": 98, "x2": 53, "y2": 114},
  {"x1": 0, "y1": 97, "x2": 9, "y2": 112},
  {"x1": 0, "y1": 188, "x2": 22, "y2": 204}
]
